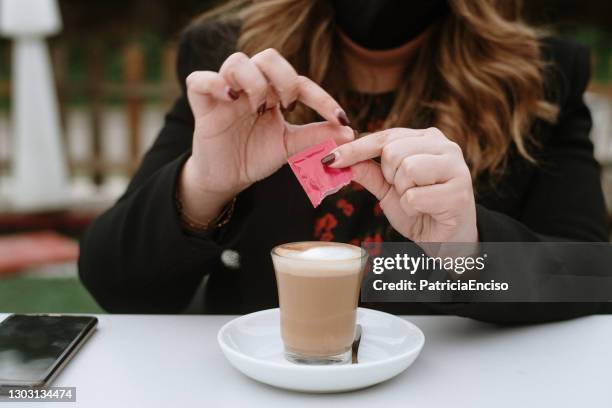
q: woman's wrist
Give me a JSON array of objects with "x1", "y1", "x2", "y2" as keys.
[{"x1": 177, "y1": 156, "x2": 236, "y2": 227}]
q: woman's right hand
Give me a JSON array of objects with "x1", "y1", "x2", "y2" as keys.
[{"x1": 179, "y1": 48, "x2": 353, "y2": 222}]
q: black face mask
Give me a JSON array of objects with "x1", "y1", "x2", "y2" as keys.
[{"x1": 331, "y1": 0, "x2": 448, "y2": 50}]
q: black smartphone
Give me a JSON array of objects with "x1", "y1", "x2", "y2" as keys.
[{"x1": 0, "y1": 314, "x2": 97, "y2": 391}]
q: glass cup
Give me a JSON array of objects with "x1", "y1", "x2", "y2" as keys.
[{"x1": 271, "y1": 241, "x2": 367, "y2": 365}]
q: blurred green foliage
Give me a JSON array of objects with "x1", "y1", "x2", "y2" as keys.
[
  {"x1": 569, "y1": 27, "x2": 611, "y2": 83},
  {"x1": 0, "y1": 276, "x2": 104, "y2": 314}
]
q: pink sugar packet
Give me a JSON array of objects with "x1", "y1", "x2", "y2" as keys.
[{"x1": 288, "y1": 139, "x2": 353, "y2": 207}]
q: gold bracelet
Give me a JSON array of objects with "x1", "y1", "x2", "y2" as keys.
[{"x1": 175, "y1": 192, "x2": 237, "y2": 233}]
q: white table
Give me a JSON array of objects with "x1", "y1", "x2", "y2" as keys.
[{"x1": 1, "y1": 313, "x2": 611, "y2": 407}]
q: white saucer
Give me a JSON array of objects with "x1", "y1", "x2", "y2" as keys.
[{"x1": 217, "y1": 308, "x2": 425, "y2": 393}]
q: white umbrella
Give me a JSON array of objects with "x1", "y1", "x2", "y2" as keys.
[{"x1": 0, "y1": 0, "x2": 69, "y2": 210}]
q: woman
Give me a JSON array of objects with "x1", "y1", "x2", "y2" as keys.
[{"x1": 78, "y1": 0, "x2": 609, "y2": 322}]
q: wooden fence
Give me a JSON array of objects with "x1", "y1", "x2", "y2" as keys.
[{"x1": 0, "y1": 39, "x2": 180, "y2": 185}]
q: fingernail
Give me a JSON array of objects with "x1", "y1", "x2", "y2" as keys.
[
  {"x1": 321, "y1": 152, "x2": 337, "y2": 166},
  {"x1": 336, "y1": 109, "x2": 350, "y2": 126},
  {"x1": 257, "y1": 102, "x2": 267, "y2": 116},
  {"x1": 286, "y1": 101, "x2": 297, "y2": 112},
  {"x1": 226, "y1": 86, "x2": 240, "y2": 101}
]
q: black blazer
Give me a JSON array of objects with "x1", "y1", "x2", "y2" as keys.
[{"x1": 78, "y1": 21, "x2": 610, "y2": 323}]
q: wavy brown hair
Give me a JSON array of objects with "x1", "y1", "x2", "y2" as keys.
[{"x1": 196, "y1": 0, "x2": 559, "y2": 178}]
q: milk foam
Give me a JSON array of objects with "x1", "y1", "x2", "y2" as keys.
[
  {"x1": 273, "y1": 243, "x2": 364, "y2": 277},
  {"x1": 290, "y1": 246, "x2": 361, "y2": 261}
]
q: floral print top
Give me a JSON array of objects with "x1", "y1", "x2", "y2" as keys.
[{"x1": 314, "y1": 91, "x2": 395, "y2": 245}]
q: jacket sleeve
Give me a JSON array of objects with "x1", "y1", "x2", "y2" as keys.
[
  {"x1": 78, "y1": 27, "x2": 240, "y2": 313},
  {"x1": 449, "y1": 42, "x2": 611, "y2": 324}
]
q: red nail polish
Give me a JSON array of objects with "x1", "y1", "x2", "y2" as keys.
[
  {"x1": 321, "y1": 153, "x2": 336, "y2": 166},
  {"x1": 227, "y1": 87, "x2": 240, "y2": 100},
  {"x1": 257, "y1": 102, "x2": 267, "y2": 116},
  {"x1": 337, "y1": 110, "x2": 350, "y2": 126},
  {"x1": 286, "y1": 101, "x2": 297, "y2": 112}
]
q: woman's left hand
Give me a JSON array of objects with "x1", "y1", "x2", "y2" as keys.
[{"x1": 325, "y1": 127, "x2": 478, "y2": 243}]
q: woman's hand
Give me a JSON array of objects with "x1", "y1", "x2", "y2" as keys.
[
  {"x1": 325, "y1": 127, "x2": 478, "y2": 243},
  {"x1": 181, "y1": 48, "x2": 353, "y2": 221}
]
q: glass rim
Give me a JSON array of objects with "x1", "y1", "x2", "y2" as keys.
[{"x1": 271, "y1": 241, "x2": 368, "y2": 262}]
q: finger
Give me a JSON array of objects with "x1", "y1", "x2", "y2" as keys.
[
  {"x1": 351, "y1": 161, "x2": 393, "y2": 201},
  {"x1": 219, "y1": 52, "x2": 268, "y2": 113},
  {"x1": 294, "y1": 75, "x2": 351, "y2": 126},
  {"x1": 285, "y1": 122, "x2": 355, "y2": 157},
  {"x1": 380, "y1": 137, "x2": 451, "y2": 183},
  {"x1": 326, "y1": 128, "x2": 424, "y2": 168},
  {"x1": 251, "y1": 48, "x2": 299, "y2": 109},
  {"x1": 400, "y1": 181, "x2": 471, "y2": 216},
  {"x1": 392, "y1": 154, "x2": 457, "y2": 194},
  {"x1": 185, "y1": 71, "x2": 235, "y2": 117}
]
